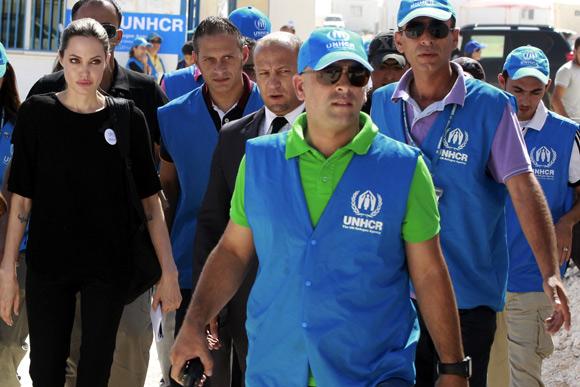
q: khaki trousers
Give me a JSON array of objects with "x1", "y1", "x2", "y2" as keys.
[
  {"x1": 65, "y1": 289, "x2": 153, "y2": 387},
  {"x1": 488, "y1": 292, "x2": 553, "y2": 387},
  {"x1": 0, "y1": 259, "x2": 28, "y2": 387}
]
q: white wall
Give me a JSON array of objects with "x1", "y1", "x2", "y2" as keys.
[
  {"x1": 8, "y1": 50, "x2": 58, "y2": 99},
  {"x1": 331, "y1": 0, "x2": 380, "y2": 34},
  {"x1": 269, "y1": 0, "x2": 317, "y2": 41}
]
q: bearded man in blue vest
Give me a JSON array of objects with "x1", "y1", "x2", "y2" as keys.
[
  {"x1": 171, "y1": 27, "x2": 469, "y2": 387},
  {"x1": 158, "y1": 16, "x2": 263, "y2": 340},
  {"x1": 370, "y1": 1, "x2": 572, "y2": 387},
  {"x1": 486, "y1": 46, "x2": 580, "y2": 387}
]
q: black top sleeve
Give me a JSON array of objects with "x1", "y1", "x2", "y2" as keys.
[
  {"x1": 9, "y1": 99, "x2": 38, "y2": 198},
  {"x1": 129, "y1": 105, "x2": 162, "y2": 198},
  {"x1": 147, "y1": 82, "x2": 168, "y2": 145},
  {"x1": 128, "y1": 62, "x2": 143, "y2": 73}
]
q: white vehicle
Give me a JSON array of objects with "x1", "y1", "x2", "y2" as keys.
[{"x1": 323, "y1": 14, "x2": 345, "y2": 29}]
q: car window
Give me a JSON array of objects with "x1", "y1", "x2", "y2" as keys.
[
  {"x1": 471, "y1": 35, "x2": 505, "y2": 58},
  {"x1": 510, "y1": 32, "x2": 554, "y2": 55}
]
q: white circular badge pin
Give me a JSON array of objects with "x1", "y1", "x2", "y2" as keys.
[{"x1": 104, "y1": 128, "x2": 117, "y2": 145}]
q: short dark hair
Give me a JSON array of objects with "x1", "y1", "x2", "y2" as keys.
[
  {"x1": 193, "y1": 17, "x2": 244, "y2": 55},
  {"x1": 72, "y1": 0, "x2": 123, "y2": 25},
  {"x1": 182, "y1": 41, "x2": 194, "y2": 56},
  {"x1": 575, "y1": 37, "x2": 580, "y2": 50}
]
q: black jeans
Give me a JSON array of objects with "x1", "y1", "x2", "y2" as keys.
[
  {"x1": 413, "y1": 301, "x2": 496, "y2": 387},
  {"x1": 26, "y1": 269, "x2": 126, "y2": 387}
]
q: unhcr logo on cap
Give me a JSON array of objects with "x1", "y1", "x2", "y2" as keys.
[
  {"x1": 411, "y1": 0, "x2": 437, "y2": 9},
  {"x1": 523, "y1": 50, "x2": 538, "y2": 60},
  {"x1": 255, "y1": 18, "x2": 268, "y2": 31},
  {"x1": 326, "y1": 30, "x2": 355, "y2": 50}
]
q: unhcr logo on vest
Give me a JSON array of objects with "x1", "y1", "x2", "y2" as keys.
[
  {"x1": 530, "y1": 146, "x2": 557, "y2": 180},
  {"x1": 326, "y1": 30, "x2": 355, "y2": 50},
  {"x1": 440, "y1": 127, "x2": 469, "y2": 165},
  {"x1": 342, "y1": 190, "x2": 384, "y2": 235}
]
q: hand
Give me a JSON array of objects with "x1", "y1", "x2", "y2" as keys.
[
  {"x1": 152, "y1": 269, "x2": 181, "y2": 314},
  {"x1": 554, "y1": 219, "x2": 573, "y2": 265},
  {"x1": 542, "y1": 275, "x2": 571, "y2": 334},
  {"x1": 170, "y1": 318, "x2": 214, "y2": 381},
  {"x1": 0, "y1": 265, "x2": 20, "y2": 326},
  {"x1": 435, "y1": 374, "x2": 469, "y2": 387},
  {"x1": 207, "y1": 315, "x2": 221, "y2": 350}
]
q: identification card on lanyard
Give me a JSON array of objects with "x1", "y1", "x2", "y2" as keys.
[{"x1": 402, "y1": 102, "x2": 458, "y2": 202}]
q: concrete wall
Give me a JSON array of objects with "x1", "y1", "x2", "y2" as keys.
[
  {"x1": 553, "y1": 3, "x2": 580, "y2": 33},
  {"x1": 268, "y1": 0, "x2": 317, "y2": 41},
  {"x1": 331, "y1": 0, "x2": 379, "y2": 34}
]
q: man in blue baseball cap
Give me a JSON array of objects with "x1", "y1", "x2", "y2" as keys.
[
  {"x1": 486, "y1": 46, "x2": 580, "y2": 387},
  {"x1": 372, "y1": 1, "x2": 572, "y2": 387},
  {"x1": 171, "y1": 27, "x2": 466, "y2": 387},
  {"x1": 228, "y1": 7, "x2": 271, "y2": 82},
  {"x1": 464, "y1": 39, "x2": 486, "y2": 60}
]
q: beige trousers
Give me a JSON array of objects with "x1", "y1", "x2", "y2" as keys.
[
  {"x1": 65, "y1": 289, "x2": 153, "y2": 387},
  {"x1": 488, "y1": 292, "x2": 553, "y2": 387}
]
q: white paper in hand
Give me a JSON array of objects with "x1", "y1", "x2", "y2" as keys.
[{"x1": 150, "y1": 304, "x2": 164, "y2": 342}]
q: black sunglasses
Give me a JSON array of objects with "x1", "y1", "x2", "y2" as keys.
[
  {"x1": 100, "y1": 23, "x2": 117, "y2": 39},
  {"x1": 401, "y1": 20, "x2": 450, "y2": 40},
  {"x1": 303, "y1": 64, "x2": 370, "y2": 87}
]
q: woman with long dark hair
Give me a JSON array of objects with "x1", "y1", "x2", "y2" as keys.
[
  {"x1": 0, "y1": 42, "x2": 20, "y2": 182},
  {"x1": 0, "y1": 19, "x2": 181, "y2": 386}
]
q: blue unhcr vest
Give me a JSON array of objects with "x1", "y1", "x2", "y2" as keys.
[
  {"x1": 372, "y1": 78, "x2": 511, "y2": 311},
  {"x1": 507, "y1": 112, "x2": 578, "y2": 292},
  {"x1": 126, "y1": 57, "x2": 145, "y2": 73},
  {"x1": 163, "y1": 66, "x2": 204, "y2": 101},
  {"x1": 158, "y1": 84, "x2": 263, "y2": 288},
  {"x1": 244, "y1": 132, "x2": 421, "y2": 386}
]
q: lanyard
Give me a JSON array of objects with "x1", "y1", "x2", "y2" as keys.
[
  {"x1": 402, "y1": 100, "x2": 458, "y2": 171},
  {"x1": 0, "y1": 108, "x2": 4, "y2": 131}
]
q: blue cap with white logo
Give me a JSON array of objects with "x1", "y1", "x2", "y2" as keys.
[
  {"x1": 0, "y1": 42, "x2": 7, "y2": 78},
  {"x1": 464, "y1": 40, "x2": 486, "y2": 54},
  {"x1": 397, "y1": 0, "x2": 456, "y2": 27},
  {"x1": 298, "y1": 27, "x2": 373, "y2": 73},
  {"x1": 228, "y1": 6, "x2": 271, "y2": 41},
  {"x1": 503, "y1": 46, "x2": 550, "y2": 85},
  {"x1": 132, "y1": 37, "x2": 152, "y2": 48}
]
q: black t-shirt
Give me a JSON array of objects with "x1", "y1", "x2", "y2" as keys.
[
  {"x1": 9, "y1": 93, "x2": 161, "y2": 279},
  {"x1": 27, "y1": 60, "x2": 168, "y2": 145}
]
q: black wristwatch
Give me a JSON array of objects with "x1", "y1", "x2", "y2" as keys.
[{"x1": 437, "y1": 356, "x2": 472, "y2": 378}]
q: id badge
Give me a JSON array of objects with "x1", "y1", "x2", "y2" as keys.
[{"x1": 434, "y1": 186, "x2": 444, "y2": 202}]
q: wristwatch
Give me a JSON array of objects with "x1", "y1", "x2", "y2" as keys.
[{"x1": 436, "y1": 356, "x2": 472, "y2": 378}]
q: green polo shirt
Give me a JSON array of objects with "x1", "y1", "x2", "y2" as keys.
[{"x1": 230, "y1": 112, "x2": 440, "y2": 243}]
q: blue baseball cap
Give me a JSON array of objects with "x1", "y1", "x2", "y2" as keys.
[
  {"x1": 0, "y1": 42, "x2": 7, "y2": 78},
  {"x1": 132, "y1": 37, "x2": 151, "y2": 48},
  {"x1": 147, "y1": 32, "x2": 162, "y2": 43},
  {"x1": 228, "y1": 6, "x2": 271, "y2": 41},
  {"x1": 397, "y1": 0, "x2": 456, "y2": 27},
  {"x1": 503, "y1": 46, "x2": 550, "y2": 85},
  {"x1": 298, "y1": 28, "x2": 373, "y2": 73},
  {"x1": 464, "y1": 40, "x2": 486, "y2": 54}
]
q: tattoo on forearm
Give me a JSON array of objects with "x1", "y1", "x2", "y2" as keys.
[
  {"x1": 145, "y1": 213, "x2": 153, "y2": 222},
  {"x1": 17, "y1": 213, "x2": 30, "y2": 224}
]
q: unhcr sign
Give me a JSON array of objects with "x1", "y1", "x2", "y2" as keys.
[{"x1": 65, "y1": 0, "x2": 186, "y2": 55}]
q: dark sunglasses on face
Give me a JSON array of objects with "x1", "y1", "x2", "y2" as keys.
[
  {"x1": 303, "y1": 64, "x2": 370, "y2": 87},
  {"x1": 401, "y1": 20, "x2": 451, "y2": 40},
  {"x1": 100, "y1": 23, "x2": 117, "y2": 39}
]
